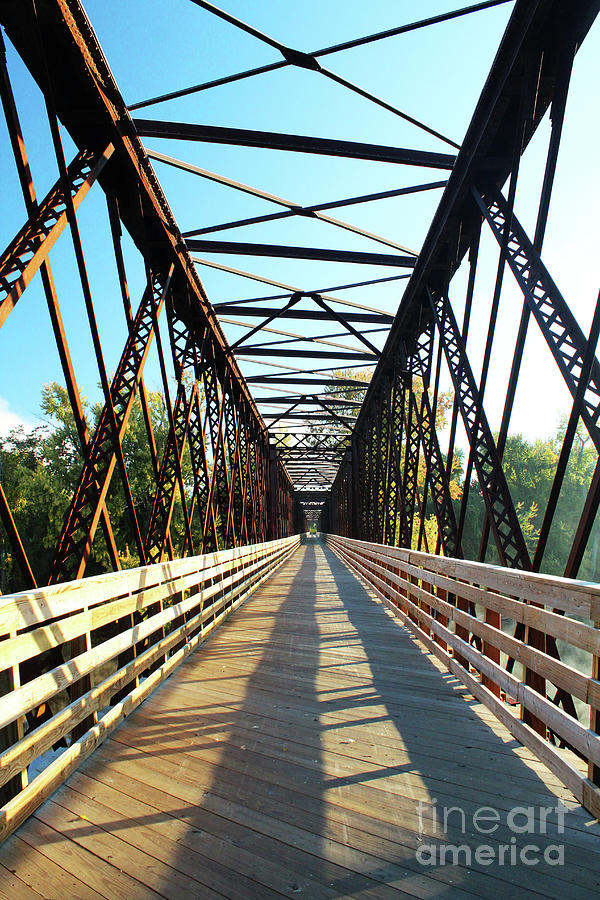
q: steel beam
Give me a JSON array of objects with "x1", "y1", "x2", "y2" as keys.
[
  {"x1": 133, "y1": 119, "x2": 456, "y2": 168},
  {"x1": 187, "y1": 239, "x2": 416, "y2": 268},
  {"x1": 428, "y1": 286, "x2": 530, "y2": 570}
]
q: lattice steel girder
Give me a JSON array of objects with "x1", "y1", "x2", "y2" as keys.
[
  {"x1": 236, "y1": 408, "x2": 252, "y2": 546},
  {"x1": 144, "y1": 381, "x2": 197, "y2": 564},
  {"x1": 143, "y1": 299, "x2": 201, "y2": 563},
  {"x1": 358, "y1": 416, "x2": 374, "y2": 540},
  {"x1": 475, "y1": 185, "x2": 600, "y2": 454},
  {"x1": 223, "y1": 389, "x2": 243, "y2": 546},
  {"x1": 245, "y1": 433, "x2": 259, "y2": 543},
  {"x1": 0, "y1": 0, "x2": 270, "y2": 448},
  {"x1": 174, "y1": 296, "x2": 273, "y2": 547},
  {"x1": 354, "y1": 437, "x2": 366, "y2": 537},
  {"x1": 406, "y1": 319, "x2": 433, "y2": 383},
  {"x1": 402, "y1": 389, "x2": 421, "y2": 546},
  {"x1": 368, "y1": 412, "x2": 380, "y2": 541},
  {"x1": 385, "y1": 370, "x2": 409, "y2": 547},
  {"x1": 50, "y1": 268, "x2": 173, "y2": 582},
  {"x1": 0, "y1": 46, "x2": 120, "y2": 579},
  {"x1": 415, "y1": 388, "x2": 461, "y2": 557},
  {"x1": 428, "y1": 286, "x2": 530, "y2": 570},
  {"x1": 0, "y1": 0, "x2": 298, "y2": 587},
  {"x1": 202, "y1": 356, "x2": 234, "y2": 548},
  {"x1": 380, "y1": 377, "x2": 398, "y2": 544},
  {"x1": 0, "y1": 145, "x2": 113, "y2": 328},
  {"x1": 351, "y1": 0, "x2": 599, "y2": 446},
  {"x1": 374, "y1": 382, "x2": 392, "y2": 543},
  {"x1": 184, "y1": 388, "x2": 215, "y2": 550}
]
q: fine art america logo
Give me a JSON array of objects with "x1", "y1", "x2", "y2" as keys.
[{"x1": 415, "y1": 799, "x2": 568, "y2": 867}]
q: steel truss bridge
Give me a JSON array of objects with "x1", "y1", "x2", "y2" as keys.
[{"x1": 1, "y1": 0, "x2": 600, "y2": 893}]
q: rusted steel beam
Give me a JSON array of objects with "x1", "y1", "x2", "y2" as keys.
[
  {"x1": 476, "y1": 186, "x2": 600, "y2": 456},
  {"x1": 402, "y1": 390, "x2": 421, "y2": 549},
  {"x1": 482, "y1": 36, "x2": 576, "y2": 567},
  {"x1": 1, "y1": 0, "x2": 270, "y2": 452},
  {"x1": 144, "y1": 383, "x2": 196, "y2": 564},
  {"x1": 202, "y1": 360, "x2": 229, "y2": 550},
  {"x1": 188, "y1": 389, "x2": 219, "y2": 553},
  {"x1": 44, "y1": 96, "x2": 148, "y2": 576},
  {"x1": 143, "y1": 297, "x2": 198, "y2": 563},
  {"x1": 186, "y1": 239, "x2": 416, "y2": 268},
  {"x1": 0, "y1": 42, "x2": 120, "y2": 574},
  {"x1": 384, "y1": 371, "x2": 408, "y2": 547},
  {"x1": 351, "y1": 0, "x2": 599, "y2": 441},
  {"x1": 239, "y1": 349, "x2": 376, "y2": 360},
  {"x1": 428, "y1": 286, "x2": 531, "y2": 570},
  {"x1": 106, "y1": 194, "x2": 162, "y2": 482},
  {"x1": 133, "y1": 119, "x2": 456, "y2": 169},
  {"x1": 375, "y1": 381, "x2": 392, "y2": 543},
  {"x1": 50, "y1": 268, "x2": 173, "y2": 582},
  {"x1": 150, "y1": 149, "x2": 417, "y2": 253},
  {"x1": 0, "y1": 147, "x2": 113, "y2": 329},
  {"x1": 222, "y1": 391, "x2": 240, "y2": 547},
  {"x1": 415, "y1": 390, "x2": 461, "y2": 558}
]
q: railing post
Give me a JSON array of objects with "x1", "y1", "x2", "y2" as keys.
[
  {"x1": 453, "y1": 580, "x2": 470, "y2": 671},
  {"x1": 0, "y1": 637, "x2": 26, "y2": 806},
  {"x1": 482, "y1": 606, "x2": 501, "y2": 696},
  {"x1": 434, "y1": 585, "x2": 448, "y2": 651},
  {"x1": 268, "y1": 446, "x2": 278, "y2": 540},
  {"x1": 420, "y1": 571, "x2": 432, "y2": 638},
  {"x1": 591, "y1": 619, "x2": 600, "y2": 788},
  {"x1": 68, "y1": 620, "x2": 96, "y2": 741}
]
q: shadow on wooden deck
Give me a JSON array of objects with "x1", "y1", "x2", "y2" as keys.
[{"x1": 1, "y1": 542, "x2": 599, "y2": 898}]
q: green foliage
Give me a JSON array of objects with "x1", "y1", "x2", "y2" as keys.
[
  {"x1": 459, "y1": 423, "x2": 600, "y2": 580},
  {"x1": 0, "y1": 424, "x2": 71, "y2": 589},
  {"x1": 0, "y1": 382, "x2": 194, "y2": 592},
  {"x1": 300, "y1": 368, "x2": 372, "y2": 449},
  {"x1": 3, "y1": 381, "x2": 600, "y2": 590}
]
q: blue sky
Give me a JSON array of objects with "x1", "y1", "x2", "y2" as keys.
[{"x1": 0, "y1": 0, "x2": 598, "y2": 448}]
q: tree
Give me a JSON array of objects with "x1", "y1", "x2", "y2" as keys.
[
  {"x1": 301, "y1": 368, "x2": 372, "y2": 449},
  {"x1": 457, "y1": 422, "x2": 600, "y2": 580},
  {"x1": 0, "y1": 424, "x2": 68, "y2": 591},
  {"x1": 0, "y1": 382, "x2": 189, "y2": 591}
]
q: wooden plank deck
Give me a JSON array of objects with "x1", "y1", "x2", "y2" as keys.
[{"x1": 2, "y1": 540, "x2": 599, "y2": 899}]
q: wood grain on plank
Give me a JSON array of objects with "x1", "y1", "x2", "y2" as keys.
[{"x1": 1, "y1": 541, "x2": 599, "y2": 899}]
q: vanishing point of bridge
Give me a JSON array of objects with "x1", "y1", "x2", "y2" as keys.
[{"x1": 1, "y1": 1, "x2": 600, "y2": 897}]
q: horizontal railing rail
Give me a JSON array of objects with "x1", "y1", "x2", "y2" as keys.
[
  {"x1": 326, "y1": 534, "x2": 600, "y2": 819},
  {"x1": 0, "y1": 535, "x2": 300, "y2": 842}
]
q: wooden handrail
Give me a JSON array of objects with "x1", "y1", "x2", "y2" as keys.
[
  {"x1": 326, "y1": 534, "x2": 600, "y2": 819},
  {"x1": 0, "y1": 535, "x2": 300, "y2": 842}
]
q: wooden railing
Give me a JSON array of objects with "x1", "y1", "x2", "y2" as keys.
[
  {"x1": 327, "y1": 534, "x2": 600, "y2": 819},
  {"x1": 0, "y1": 535, "x2": 300, "y2": 842}
]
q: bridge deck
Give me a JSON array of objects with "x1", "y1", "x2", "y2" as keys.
[{"x1": 1, "y1": 542, "x2": 599, "y2": 899}]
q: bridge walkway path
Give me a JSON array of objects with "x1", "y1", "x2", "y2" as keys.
[{"x1": 1, "y1": 541, "x2": 599, "y2": 898}]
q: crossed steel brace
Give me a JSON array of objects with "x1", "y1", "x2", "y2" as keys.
[
  {"x1": 1, "y1": 0, "x2": 599, "y2": 800},
  {"x1": 0, "y1": 149, "x2": 292, "y2": 590},
  {"x1": 427, "y1": 285, "x2": 531, "y2": 570}
]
